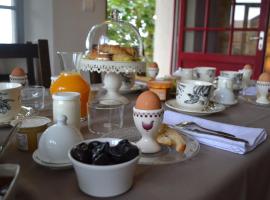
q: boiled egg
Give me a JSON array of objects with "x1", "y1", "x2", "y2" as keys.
[
  {"x1": 148, "y1": 62, "x2": 158, "y2": 68},
  {"x1": 135, "y1": 90, "x2": 161, "y2": 110},
  {"x1": 258, "y1": 72, "x2": 270, "y2": 82},
  {"x1": 11, "y1": 67, "x2": 26, "y2": 76},
  {"x1": 243, "y1": 64, "x2": 252, "y2": 70}
]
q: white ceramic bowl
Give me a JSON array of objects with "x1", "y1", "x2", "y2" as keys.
[{"x1": 68, "y1": 138, "x2": 140, "y2": 198}]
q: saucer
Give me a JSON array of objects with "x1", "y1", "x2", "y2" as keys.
[
  {"x1": 165, "y1": 99, "x2": 226, "y2": 116},
  {"x1": 120, "y1": 84, "x2": 146, "y2": 94},
  {"x1": 212, "y1": 99, "x2": 238, "y2": 106},
  {"x1": 240, "y1": 95, "x2": 270, "y2": 107},
  {"x1": 32, "y1": 150, "x2": 72, "y2": 169}
]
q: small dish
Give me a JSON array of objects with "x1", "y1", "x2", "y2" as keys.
[
  {"x1": 165, "y1": 99, "x2": 226, "y2": 116},
  {"x1": 32, "y1": 150, "x2": 72, "y2": 169},
  {"x1": 0, "y1": 164, "x2": 20, "y2": 200}
]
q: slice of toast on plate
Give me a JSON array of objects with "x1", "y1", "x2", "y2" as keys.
[{"x1": 156, "y1": 124, "x2": 186, "y2": 153}]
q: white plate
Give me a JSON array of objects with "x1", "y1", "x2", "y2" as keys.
[
  {"x1": 165, "y1": 99, "x2": 226, "y2": 116},
  {"x1": 102, "y1": 127, "x2": 200, "y2": 165},
  {"x1": 32, "y1": 150, "x2": 72, "y2": 169},
  {"x1": 120, "y1": 84, "x2": 146, "y2": 94},
  {"x1": 240, "y1": 95, "x2": 270, "y2": 107}
]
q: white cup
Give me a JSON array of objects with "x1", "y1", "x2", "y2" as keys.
[
  {"x1": 176, "y1": 68, "x2": 194, "y2": 81},
  {"x1": 0, "y1": 82, "x2": 22, "y2": 123},
  {"x1": 213, "y1": 76, "x2": 235, "y2": 105},
  {"x1": 176, "y1": 80, "x2": 212, "y2": 111},
  {"x1": 194, "y1": 67, "x2": 216, "y2": 83},
  {"x1": 220, "y1": 71, "x2": 243, "y2": 90}
]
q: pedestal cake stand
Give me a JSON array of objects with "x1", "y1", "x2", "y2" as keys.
[{"x1": 78, "y1": 59, "x2": 145, "y2": 104}]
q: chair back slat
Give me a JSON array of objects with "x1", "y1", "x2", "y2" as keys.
[{"x1": 0, "y1": 40, "x2": 51, "y2": 87}]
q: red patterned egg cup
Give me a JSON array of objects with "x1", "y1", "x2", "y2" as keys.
[{"x1": 133, "y1": 107, "x2": 164, "y2": 153}]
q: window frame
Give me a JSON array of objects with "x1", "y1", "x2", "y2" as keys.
[{"x1": 0, "y1": 0, "x2": 24, "y2": 43}]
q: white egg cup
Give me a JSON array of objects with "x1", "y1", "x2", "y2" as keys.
[
  {"x1": 9, "y1": 75, "x2": 28, "y2": 86},
  {"x1": 256, "y1": 81, "x2": 270, "y2": 104},
  {"x1": 147, "y1": 67, "x2": 159, "y2": 79},
  {"x1": 133, "y1": 107, "x2": 164, "y2": 154}
]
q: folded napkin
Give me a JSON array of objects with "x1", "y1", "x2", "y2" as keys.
[
  {"x1": 241, "y1": 86, "x2": 256, "y2": 96},
  {"x1": 163, "y1": 110, "x2": 267, "y2": 154}
]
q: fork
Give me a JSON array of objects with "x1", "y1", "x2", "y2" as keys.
[{"x1": 170, "y1": 121, "x2": 249, "y2": 144}]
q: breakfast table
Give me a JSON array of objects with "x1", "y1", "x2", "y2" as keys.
[{"x1": 1, "y1": 93, "x2": 270, "y2": 200}]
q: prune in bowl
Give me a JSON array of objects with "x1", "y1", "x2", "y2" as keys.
[{"x1": 68, "y1": 138, "x2": 140, "y2": 197}]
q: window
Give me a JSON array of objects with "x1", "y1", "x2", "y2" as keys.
[{"x1": 0, "y1": 0, "x2": 21, "y2": 43}]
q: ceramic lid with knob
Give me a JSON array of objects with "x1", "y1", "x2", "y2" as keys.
[{"x1": 37, "y1": 115, "x2": 83, "y2": 164}]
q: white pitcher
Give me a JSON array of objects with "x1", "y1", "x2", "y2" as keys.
[
  {"x1": 213, "y1": 76, "x2": 235, "y2": 105},
  {"x1": 173, "y1": 67, "x2": 193, "y2": 81}
]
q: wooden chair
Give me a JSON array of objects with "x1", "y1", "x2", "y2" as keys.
[{"x1": 0, "y1": 40, "x2": 51, "y2": 88}]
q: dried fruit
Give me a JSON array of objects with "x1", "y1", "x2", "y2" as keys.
[{"x1": 71, "y1": 140, "x2": 139, "y2": 165}]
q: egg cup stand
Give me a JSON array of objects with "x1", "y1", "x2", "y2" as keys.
[{"x1": 79, "y1": 59, "x2": 146, "y2": 104}]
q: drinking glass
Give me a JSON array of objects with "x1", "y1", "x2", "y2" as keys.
[
  {"x1": 88, "y1": 99, "x2": 124, "y2": 135},
  {"x1": 21, "y1": 86, "x2": 45, "y2": 112}
]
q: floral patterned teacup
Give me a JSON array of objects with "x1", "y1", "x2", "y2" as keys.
[
  {"x1": 176, "y1": 80, "x2": 213, "y2": 111},
  {"x1": 0, "y1": 82, "x2": 22, "y2": 123},
  {"x1": 220, "y1": 71, "x2": 243, "y2": 90},
  {"x1": 194, "y1": 67, "x2": 216, "y2": 83}
]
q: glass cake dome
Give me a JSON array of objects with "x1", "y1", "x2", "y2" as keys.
[{"x1": 85, "y1": 9, "x2": 144, "y2": 62}]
